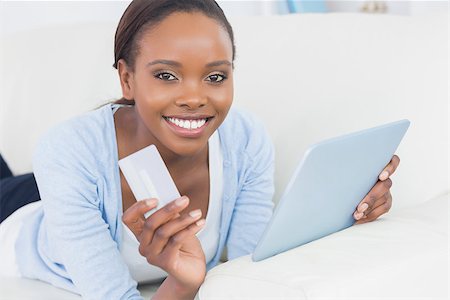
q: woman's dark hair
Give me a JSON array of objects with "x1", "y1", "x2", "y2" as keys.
[{"x1": 113, "y1": 0, "x2": 236, "y2": 72}]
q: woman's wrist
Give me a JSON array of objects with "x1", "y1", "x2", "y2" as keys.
[
  {"x1": 170, "y1": 276, "x2": 201, "y2": 298},
  {"x1": 152, "y1": 275, "x2": 202, "y2": 300}
]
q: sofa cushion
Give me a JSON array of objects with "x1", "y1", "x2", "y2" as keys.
[{"x1": 197, "y1": 193, "x2": 449, "y2": 299}]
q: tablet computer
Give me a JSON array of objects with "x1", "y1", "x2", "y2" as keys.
[{"x1": 252, "y1": 119, "x2": 410, "y2": 262}]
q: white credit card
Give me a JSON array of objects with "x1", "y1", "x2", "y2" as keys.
[{"x1": 118, "y1": 145, "x2": 181, "y2": 218}]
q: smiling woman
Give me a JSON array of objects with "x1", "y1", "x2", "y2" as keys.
[
  {"x1": 0, "y1": 1, "x2": 275, "y2": 300},
  {"x1": 0, "y1": 0, "x2": 404, "y2": 299}
]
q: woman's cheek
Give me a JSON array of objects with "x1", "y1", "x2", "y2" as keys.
[{"x1": 209, "y1": 82, "x2": 233, "y2": 104}]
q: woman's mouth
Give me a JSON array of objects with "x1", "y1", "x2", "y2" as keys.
[{"x1": 163, "y1": 116, "x2": 213, "y2": 138}]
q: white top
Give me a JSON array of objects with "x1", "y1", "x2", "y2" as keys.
[
  {"x1": 119, "y1": 130, "x2": 223, "y2": 284},
  {"x1": 0, "y1": 201, "x2": 42, "y2": 277}
]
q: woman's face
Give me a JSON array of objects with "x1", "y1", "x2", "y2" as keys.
[{"x1": 121, "y1": 12, "x2": 233, "y2": 158}]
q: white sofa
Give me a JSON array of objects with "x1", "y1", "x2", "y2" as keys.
[{"x1": 0, "y1": 12, "x2": 448, "y2": 299}]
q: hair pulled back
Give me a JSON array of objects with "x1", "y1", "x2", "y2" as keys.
[{"x1": 113, "y1": 0, "x2": 235, "y2": 71}]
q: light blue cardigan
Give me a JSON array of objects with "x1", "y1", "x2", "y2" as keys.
[{"x1": 16, "y1": 103, "x2": 275, "y2": 300}]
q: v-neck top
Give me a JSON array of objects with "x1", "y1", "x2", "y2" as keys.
[{"x1": 112, "y1": 104, "x2": 223, "y2": 284}]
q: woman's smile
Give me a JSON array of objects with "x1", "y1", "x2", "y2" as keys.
[{"x1": 162, "y1": 115, "x2": 215, "y2": 138}]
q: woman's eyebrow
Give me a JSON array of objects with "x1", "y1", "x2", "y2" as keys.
[
  {"x1": 147, "y1": 59, "x2": 181, "y2": 67},
  {"x1": 146, "y1": 59, "x2": 231, "y2": 68},
  {"x1": 205, "y1": 60, "x2": 232, "y2": 67}
]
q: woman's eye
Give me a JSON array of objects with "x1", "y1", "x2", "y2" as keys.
[
  {"x1": 155, "y1": 72, "x2": 177, "y2": 81},
  {"x1": 207, "y1": 74, "x2": 227, "y2": 83}
]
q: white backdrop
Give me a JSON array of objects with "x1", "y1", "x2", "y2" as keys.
[{"x1": 1, "y1": 1, "x2": 448, "y2": 36}]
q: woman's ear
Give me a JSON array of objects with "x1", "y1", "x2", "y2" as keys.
[{"x1": 117, "y1": 59, "x2": 134, "y2": 100}]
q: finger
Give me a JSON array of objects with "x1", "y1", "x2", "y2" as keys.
[
  {"x1": 353, "y1": 193, "x2": 387, "y2": 220},
  {"x1": 122, "y1": 198, "x2": 158, "y2": 238},
  {"x1": 165, "y1": 218, "x2": 206, "y2": 252},
  {"x1": 379, "y1": 155, "x2": 400, "y2": 181},
  {"x1": 353, "y1": 190, "x2": 390, "y2": 221},
  {"x1": 362, "y1": 190, "x2": 390, "y2": 217},
  {"x1": 356, "y1": 178, "x2": 392, "y2": 215},
  {"x1": 356, "y1": 192, "x2": 392, "y2": 224},
  {"x1": 146, "y1": 209, "x2": 203, "y2": 257},
  {"x1": 138, "y1": 196, "x2": 190, "y2": 254}
]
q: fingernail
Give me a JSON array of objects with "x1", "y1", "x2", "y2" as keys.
[
  {"x1": 189, "y1": 209, "x2": 202, "y2": 219},
  {"x1": 196, "y1": 219, "x2": 205, "y2": 227},
  {"x1": 145, "y1": 199, "x2": 158, "y2": 206},
  {"x1": 380, "y1": 171, "x2": 389, "y2": 180},
  {"x1": 175, "y1": 196, "x2": 188, "y2": 206},
  {"x1": 355, "y1": 212, "x2": 364, "y2": 220},
  {"x1": 359, "y1": 203, "x2": 369, "y2": 213}
]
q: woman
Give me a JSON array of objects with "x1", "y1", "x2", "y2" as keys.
[{"x1": 0, "y1": 0, "x2": 399, "y2": 299}]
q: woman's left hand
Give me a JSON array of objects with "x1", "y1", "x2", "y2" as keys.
[{"x1": 353, "y1": 155, "x2": 400, "y2": 224}]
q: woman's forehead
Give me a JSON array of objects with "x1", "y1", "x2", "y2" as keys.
[{"x1": 137, "y1": 12, "x2": 232, "y2": 63}]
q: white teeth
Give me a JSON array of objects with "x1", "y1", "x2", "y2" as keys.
[{"x1": 166, "y1": 117, "x2": 208, "y2": 130}]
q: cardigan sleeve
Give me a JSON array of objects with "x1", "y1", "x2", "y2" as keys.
[
  {"x1": 225, "y1": 115, "x2": 275, "y2": 260},
  {"x1": 32, "y1": 123, "x2": 143, "y2": 300}
]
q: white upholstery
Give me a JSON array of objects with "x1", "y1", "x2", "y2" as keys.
[
  {"x1": 198, "y1": 192, "x2": 449, "y2": 299},
  {"x1": 0, "y1": 12, "x2": 448, "y2": 299}
]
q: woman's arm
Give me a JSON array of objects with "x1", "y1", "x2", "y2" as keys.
[
  {"x1": 32, "y1": 127, "x2": 142, "y2": 300},
  {"x1": 225, "y1": 117, "x2": 275, "y2": 260},
  {"x1": 152, "y1": 274, "x2": 199, "y2": 300}
]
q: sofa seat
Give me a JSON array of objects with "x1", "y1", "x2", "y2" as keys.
[
  {"x1": 197, "y1": 193, "x2": 449, "y2": 299},
  {"x1": 0, "y1": 276, "x2": 159, "y2": 299}
]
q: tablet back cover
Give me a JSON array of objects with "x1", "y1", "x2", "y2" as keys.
[{"x1": 253, "y1": 120, "x2": 410, "y2": 261}]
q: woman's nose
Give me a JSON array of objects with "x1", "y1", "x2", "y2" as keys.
[{"x1": 175, "y1": 82, "x2": 207, "y2": 109}]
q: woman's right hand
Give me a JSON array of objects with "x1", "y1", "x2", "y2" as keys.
[{"x1": 122, "y1": 196, "x2": 206, "y2": 298}]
